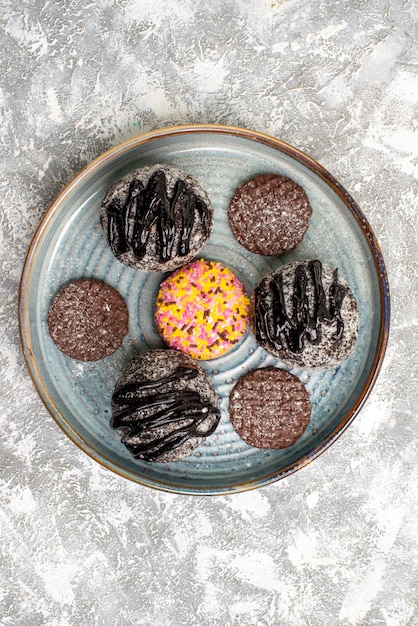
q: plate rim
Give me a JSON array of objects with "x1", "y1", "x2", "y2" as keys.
[{"x1": 18, "y1": 123, "x2": 391, "y2": 495}]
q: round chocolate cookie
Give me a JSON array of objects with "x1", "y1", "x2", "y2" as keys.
[
  {"x1": 110, "y1": 349, "x2": 221, "y2": 463},
  {"x1": 229, "y1": 368, "x2": 311, "y2": 449},
  {"x1": 228, "y1": 174, "x2": 312, "y2": 256},
  {"x1": 100, "y1": 164, "x2": 214, "y2": 271},
  {"x1": 252, "y1": 260, "x2": 359, "y2": 369},
  {"x1": 47, "y1": 279, "x2": 128, "y2": 361}
]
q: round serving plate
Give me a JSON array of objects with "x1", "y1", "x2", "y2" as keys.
[{"x1": 19, "y1": 124, "x2": 390, "y2": 495}]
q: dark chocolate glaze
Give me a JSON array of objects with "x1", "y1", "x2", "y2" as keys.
[
  {"x1": 110, "y1": 366, "x2": 221, "y2": 461},
  {"x1": 106, "y1": 170, "x2": 210, "y2": 264},
  {"x1": 254, "y1": 260, "x2": 348, "y2": 354}
]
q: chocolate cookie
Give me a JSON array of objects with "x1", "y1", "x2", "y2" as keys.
[
  {"x1": 228, "y1": 174, "x2": 312, "y2": 256},
  {"x1": 229, "y1": 368, "x2": 311, "y2": 449},
  {"x1": 100, "y1": 164, "x2": 214, "y2": 271},
  {"x1": 252, "y1": 260, "x2": 359, "y2": 369},
  {"x1": 47, "y1": 279, "x2": 128, "y2": 361},
  {"x1": 110, "y1": 349, "x2": 221, "y2": 463}
]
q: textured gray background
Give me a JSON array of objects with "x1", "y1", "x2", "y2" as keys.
[{"x1": 1, "y1": 0, "x2": 417, "y2": 624}]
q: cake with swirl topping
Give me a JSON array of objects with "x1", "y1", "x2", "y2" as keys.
[
  {"x1": 101, "y1": 164, "x2": 213, "y2": 271},
  {"x1": 110, "y1": 349, "x2": 221, "y2": 463},
  {"x1": 251, "y1": 260, "x2": 359, "y2": 369}
]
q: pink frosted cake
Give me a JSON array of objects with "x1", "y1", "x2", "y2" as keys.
[{"x1": 155, "y1": 259, "x2": 250, "y2": 360}]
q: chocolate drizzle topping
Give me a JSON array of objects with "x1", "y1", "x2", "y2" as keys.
[
  {"x1": 106, "y1": 170, "x2": 210, "y2": 263},
  {"x1": 254, "y1": 260, "x2": 348, "y2": 354},
  {"x1": 110, "y1": 365, "x2": 221, "y2": 461}
]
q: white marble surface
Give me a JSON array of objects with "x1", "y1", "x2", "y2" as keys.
[{"x1": 1, "y1": 0, "x2": 417, "y2": 624}]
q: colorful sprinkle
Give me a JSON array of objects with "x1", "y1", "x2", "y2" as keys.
[{"x1": 154, "y1": 259, "x2": 250, "y2": 360}]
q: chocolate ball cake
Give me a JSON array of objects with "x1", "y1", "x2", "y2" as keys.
[
  {"x1": 100, "y1": 164, "x2": 214, "y2": 272},
  {"x1": 228, "y1": 174, "x2": 312, "y2": 256},
  {"x1": 251, "y1": 260, "x2": 359, "y2": 369},
  {"x1": 47, "y1": 279, "x2": 128, "y2": 361},
  {"x1": 110, "y1": 349, "x2": 221, "y2": 463},
  {"x1": 229, "y1": 368, "x2": 311, "y2": 449}
]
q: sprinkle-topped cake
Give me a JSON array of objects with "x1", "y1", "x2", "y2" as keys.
[{"x1": 155, "y1": 259, "x2": 250, "y2": 360}]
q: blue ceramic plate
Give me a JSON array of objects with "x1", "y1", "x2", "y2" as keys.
[{"x1": 19, "y1": 125, "x2": 390, "y2": 494}]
